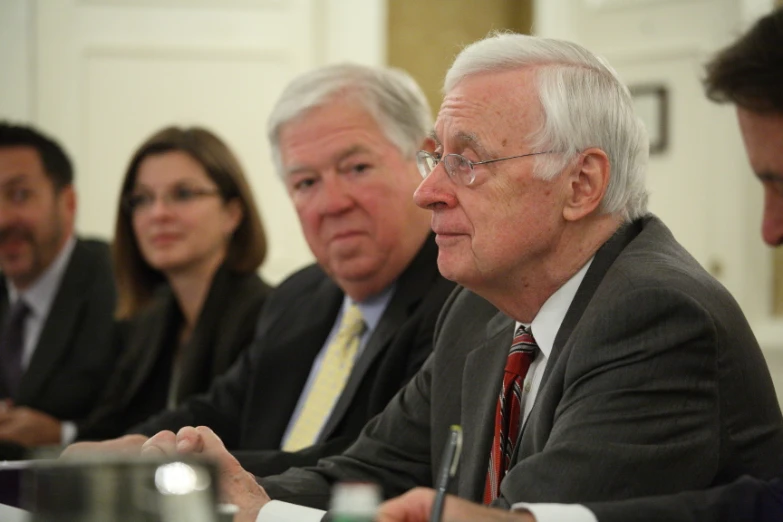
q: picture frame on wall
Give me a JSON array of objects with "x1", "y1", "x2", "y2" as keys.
[{"x1": 629, "y1": 84, "x2": 669, "y2": 155}]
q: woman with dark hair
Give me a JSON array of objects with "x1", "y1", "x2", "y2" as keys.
[{"x1": 75, "y1": 126, "x2": 272, "y2": 441}]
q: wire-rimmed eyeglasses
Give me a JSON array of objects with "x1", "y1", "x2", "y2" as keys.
[
  {"x1": 416, "y1": 150, "x2": 554, "y2": 186},
  {"x1": 123, "y1": 186, "x2": 222, "y2": 214}
]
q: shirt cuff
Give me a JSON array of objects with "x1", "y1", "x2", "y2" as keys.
[
  {"x1": 61, "y1": 421, "x2": 77, "y2": 446},
  {"x1": 256, "y1": 500, "x2": 325, "y2": 522},
  {"x1": 512, "y1": 502, "x2": 598, "y2": 522}
]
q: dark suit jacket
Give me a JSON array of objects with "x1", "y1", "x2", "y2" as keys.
[
  {"x1": 0, "y1": 238, "x2": 118, "y2": 422},
  {"x1": 586, "y1": 473, "x2": 783, "y2": 522},
  {"x1": 259, "y1": 215, "x2": 783, "y2": 510},
  {"x1": 78, "y1": 266, "x2": 272, "y2": 440},
  {"x1": 131, "y1": 234, "x2": 455, "y2": 476}
]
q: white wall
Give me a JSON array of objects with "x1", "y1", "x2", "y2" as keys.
[
  {"x1": 4, "y1": 0, "x2": 783, "y2": 396},
  {"x1": 0, "y1": 0, "x2": 32, "y2": 121},
  {"x1": 0, "y1": 0, "x2": 387, "y2": 285},
  {"x1": 535, "y1": 0, "x2": 783, "y2": 401}
]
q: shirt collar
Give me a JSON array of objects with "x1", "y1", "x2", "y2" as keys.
[
  {"x1": 524, "y1": 257, "x2": 594, "y2": 359},
  {"x1": 345, "y1": 282, "x2": 397, "y2": 333},
  {"x1": 8, "y1": 235, "x2": 77, "y2": 319}
]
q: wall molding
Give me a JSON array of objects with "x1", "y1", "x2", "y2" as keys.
[
  {"x1": 78, "y1": 0, "x2": 285, "y2": 9},
  {"x1": 583, "y1": 0, "x2": 702, "y2": 12},
  {"x1": 83, "y1": 42, "x2": 290, "y2": 62},
  {"x1": 599, "y1": 42, "x2": 709, "y2": 65}
]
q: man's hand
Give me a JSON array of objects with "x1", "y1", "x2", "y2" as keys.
[
  {"x1": 60, "y1": 434, "x2": 150, "y2": 458},
  {"x1": 142, "y1": 426, "x2": 271, "y2": 522},
  {"x1": 0, "y1": 406, "x2": 62, "y2": 446},
  {"x1": 377, "y1": 488, "x2": 535, "y2": 522}
]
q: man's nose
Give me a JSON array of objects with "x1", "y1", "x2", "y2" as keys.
[
  {"x1": 0, "y1": 201, "x2": 18, "y2": 227},
  {"x1": 413, "y1": 163, "x2": 457, "y2": 210},
  {"x1": 316, "y1": 176, "x2": 354, "y2": 215}
]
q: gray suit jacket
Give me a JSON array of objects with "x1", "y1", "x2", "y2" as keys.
[{"x1": 260, "y1": 215, "x2": 783, "y2": 510}]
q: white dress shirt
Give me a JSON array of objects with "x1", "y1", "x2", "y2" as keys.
[
  {"x1": 5, "y1": 236, "x2": 78, "y2": 445},
  {"x1": 5, "y1": 235, "x2": 76, "y2": 370},
  {"x1": 258, "y1": 259, "x2": 598, "y2": 522}
]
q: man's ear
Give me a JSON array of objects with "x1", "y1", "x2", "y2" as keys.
[
  {"x1": 59, "y1": 184, "x2": 77, "y2": 215},
  {"x1": 562, "y1": 148, "x2": 610, "y2": 222},
  {"x1": 420, "y1": 136, "x2": 437, "y2": 153}
]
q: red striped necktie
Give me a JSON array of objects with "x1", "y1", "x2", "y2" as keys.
[{"x1": 483, "y1": 324, "x2": 539, "y2": 504}]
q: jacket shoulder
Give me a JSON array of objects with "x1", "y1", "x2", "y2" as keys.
[
  {"x1": 611, "y1": 217, "x2": 738, "y2": 305},
  {"x1": 224, "y1": 270, "x2": 274, "y2": 304},
  {"x1": 271, "y1": 263, "x2": 331, "y2": 299},
  {"x1": 71, "y1": 237, "x2": 113, "y2": 276}
]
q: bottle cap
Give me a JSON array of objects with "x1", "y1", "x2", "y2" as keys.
[{"x1": 330, "y1": 482, "x2": 382, "y2": 516}]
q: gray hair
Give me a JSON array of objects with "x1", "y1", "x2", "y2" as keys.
[
  {"x1": 268, "y1": 63, "x2": 432, "y2": 177},
  {"x1": 446, "y1": 33, "x2": 649, "y2": 221}
]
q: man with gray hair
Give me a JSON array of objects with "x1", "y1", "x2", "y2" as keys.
[
  {"x1": 378, "y1": 8, "x2": 783, "y2": 522},
  {"x1": 64, "y1": 63, "x2": 455, "y2": 476},
  {"x1": 142, "y1": 32, "x2": 783, "y2": 522}
]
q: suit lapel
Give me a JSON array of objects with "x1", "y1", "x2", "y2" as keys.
[
  {"x1": 510, "y1": 219, "x2": 644, "y2": 467},
  {"x1": 176, "y1": 322, "x2": 211, "y2": 402},
  {"x1": 317, "y1": 286, "x2": 403, "y2": 441},
  {"x1": 460, "y1": 311, "x2": 515, "y2": 502},
  {"x1": 502, "y1": 220, "x2": 641, "y2": 435},
  {"x1": 0, "y1": 284, "x2": 10, "y2": 397},
  {"x1": 176, "y1": 267, "x2": 230, "y2": 400},
  {"x1": 17, "y1": 240, "x2": 90, "y2": 402},
  {"x1": 540, "y1": 219, "x2": 643, "y2": 388},
  {"x1": 242, "y1": 274, "x2": 343, "y2": 448},
  {"x1": 124, "y1": 292, "x2": 177, "y2": 406},
  {"x1": 318, "y1": 234, "x2": 439, "y2": 442}
]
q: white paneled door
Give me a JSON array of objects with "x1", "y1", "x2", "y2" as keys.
[
  {"x1": 533, "y1": 0, "x2": 772, "y2": 320},
  {"x1": 3, "y1": 0, "x2": 386, "y2": 283},
  {"x1": 533, "y1": 0, "x2": 783, "y2": 395}
]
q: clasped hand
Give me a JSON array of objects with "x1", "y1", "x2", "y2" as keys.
[
  {"x1": 62, "y1": 426, "x2": 270, "y2": 522},
  {"x1": 0, "y1": 400, "x2": 61, "y2": 446}
]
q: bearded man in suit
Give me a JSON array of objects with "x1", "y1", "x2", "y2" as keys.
[{"x1": 0, "y1": 122, "x2": 118, "y2": 456}]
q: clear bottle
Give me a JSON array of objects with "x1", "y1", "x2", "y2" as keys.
[{"x1": 330, "y1": 482, "x2": 382, "y2": 522}]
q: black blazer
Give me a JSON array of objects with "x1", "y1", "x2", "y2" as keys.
[
  {"x1": 78, "y1": 266, "x2": 272, "y2": 440},
  {"x1": 131, "y1": 234, "x2": 455, "y2": 476},
  {"x1": 0, "y1": 238, "x2": 118, "y2": 421},
  {"x1": 586, "y1": 473, "x2": 783, "y2": 522}
]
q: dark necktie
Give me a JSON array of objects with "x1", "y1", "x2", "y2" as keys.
[
  {"x1": 0, "y1": 299, "x2": 31, "y2": 397},
  {"x1": 483, "y1": 325, "x2": 539, "y2": 504}
]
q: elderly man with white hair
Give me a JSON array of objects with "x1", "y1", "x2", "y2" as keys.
[
  {"x1": 141, "y1": 33, "x2": 783, "y2": 522},
  {"x1": 63, "y1": 63, "x2": 455, "y2": 479}
]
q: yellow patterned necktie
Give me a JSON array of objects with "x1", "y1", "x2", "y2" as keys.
[{"x1": 283, "y1": 303, "x2": 365, "y2": 452}]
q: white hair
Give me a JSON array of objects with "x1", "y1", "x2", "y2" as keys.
[
  {"x1": 446, "y1": 33, "x2": 649, "y2": 221},
  {"x1": 267, "y1": 63, "x2": 432, "y2": 177}
]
